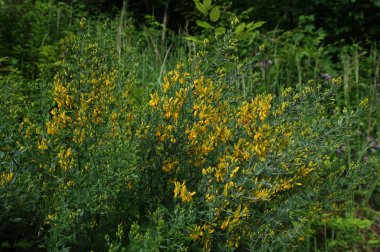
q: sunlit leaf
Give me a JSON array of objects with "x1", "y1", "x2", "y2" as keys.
[
  {"x1": 236, "y1": 32, "x2": 252, "y2": 40},
  {"x1": 194, "y1": 0, "x2": 208, "y2": 15},
  {"x1": 203, "y1": 0, "x2": 212, "y2": 10},
  {"x1": 185, "y1": 35, "x2": 204, "y2": 44},
  {"x1": 210, "y1": 6, "x2": 220, "y2": 22},
  {"x1": 246, "y1": 21, "x2": 266, "y2": 31},
  {"x1": 196, "y1": 20, "x2": 214, "y2": 29},
  {"x1": 235, "y1": 22, "x2": 246, "y2": 34},
  {"x1": 215, "y1": 27, "x2": 226, "y2": 35}
]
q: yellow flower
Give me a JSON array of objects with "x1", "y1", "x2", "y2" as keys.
[
  {"x1": 230, "y1": 167, "x2": 240, "y2": 178},
  {"x1": 162, "y1": 77, "x2": 171, "y2": 92},
  {"x1": 176, "y1": 62, "x2": 184, "y2": 70},
  {"x1": 221, "y1": 217, "x2": 230, "y2": 230},
  {"x1": 58, "y1": 147, "x2": 73, "y2": 171},
  {"x1": 359, "y1": 98, "x2": 368, "y2": 108},
  {"x1": 46, "y1": 121, "x2": 58, "y2": 135},
  {"x1": 65, "y1": 95, "x2": 74, "y2": 107},
  {"x1": 37, "y1": 139, "x2": 49, "y2": 152},
  {"x1": 149, "y1": 92, "x2": 159, "y2": 108},
  {"x1": 205, "y1": 193, "x2": 214, "y2": 202},
  {"x1": 73, "y1": 128, "x2": 86, "y2": 144},
  {"x1": 253, "y1": 188, "x2": 271, "y2": 201},
  {"x1": 59, "y1": 111, "x2": 72, "y2": 126},
  {"x1": 174, "y1": 181, "x2": 181, "y2": 198},
  {"x1": 173, "y1": 181, "x2": 196, "y2": 203},
  {"x1": 0, "y1": 172, "x2": 14, "y2": 186},
  {"x1": 180, "y1": 183, "x2": 196, "y2": 203},
  {"x1": 162, "y1": 159, "x2": 179, "y2": 173},
  {"x1": 179, "y1": 75, "x2": 185, "y2": 85},
  {"x1": 190, "y1": 225, "x2": 203, "y2": 240},
  {"x1": 105, "y1": 79, "x2": 111, "y2": 87}
]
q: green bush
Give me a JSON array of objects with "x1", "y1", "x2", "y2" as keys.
[
  {"x1": 131, "y1": 43, "x2": 369, "y2": 249},
  {"x1": 1, "y1": 1, "x2": 379, "y2": 250}
]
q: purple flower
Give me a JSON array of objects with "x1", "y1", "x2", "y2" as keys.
[{"x1": 320, "y1": 73, "x2": 332, "y2": 81}]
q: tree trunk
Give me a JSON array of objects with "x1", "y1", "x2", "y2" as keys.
[{"x1": 161, "y1": 0, "x2": 171, "y2": 43}]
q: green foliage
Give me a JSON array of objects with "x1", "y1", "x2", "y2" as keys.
[
  {"x1": 0, "y1": 1, "x2": 78, "y2": 79},
  {"x1": 136, "y1": 39, "x2": 371, "y2": 249},
  {"x1": 229, "y1": 0, "x2": 380, "y2": 44},
  {"x1": 0, "y1": 1, "x2": 379, "y2": 251},
  {"x1": 188, "y1": 0, "x2": 265, "y2": 54},
  {"x1": 39, "y1": 19, "x2": 141, "y2": 250}
]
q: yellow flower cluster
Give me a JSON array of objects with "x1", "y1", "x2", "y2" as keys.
[
  {"x1": 0, "y1": 171, "x2": 14, "y2": 187},
  {"x1": 42, "y1": 48, "x2": 130, "y2": 172},
  {"x1": 173, "y1": 180, "x2": 196, "y2": 203},
  {"x1": 58, "y1": 147, "x2": 74, "y2": 171},
  {"x1": 238, "y1": 95, "x2": 272, "y2": 126},
  {"x1": 189, "y1": 224, "x2": 215, "y2": 250},
  {"x1": 150, "y1": 63, "x2": 190, "y2": 144},
  {"x1": 37, "y1": 138, "x2": 49, "y2": 152},
  {"x1": 147, "y1": 63, "x2": 326, "y2": 249},
  {"x1": 162, "y1": 158, "x2": 179, "y2": 173}
]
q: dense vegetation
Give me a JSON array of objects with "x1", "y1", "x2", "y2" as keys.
[{"x1": 0, "y1": 0, "x2": 379, "y2": 251}]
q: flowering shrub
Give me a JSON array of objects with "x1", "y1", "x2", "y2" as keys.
[
  {"x1": 0, "y1": 16, "x2": 373, "y2": 250},
  {"x1": 32, "y1": 20, "x2": 140, "y2": 250},
  {"x1": 135, "y1": 60, "x2": 364, "y2": 250}
]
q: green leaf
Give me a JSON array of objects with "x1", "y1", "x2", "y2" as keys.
[
  {"x1": 194, "y1": 0, "x2": 208, "y2": 15},
  {"x1": 203, "y1": 0, "x2": 212, "y2": 10},
  {"x1": 346, "y1": 218, "x2": 372, "y2": 229},
  {"x1": 235, "y1": 22, "x2": 246, "y2": 34},
  {"x1": 1, "y1": 241, "x2": 10, "y2": 249},
  {"x1": 368, "y1": 240, "x2": 380, "y2": 246},
  {"x1": 185, "y1": 36, "x2": 204, "y2": 44},
  {"x1": 236, "y1": 32, "x2": 252, "y2": 41},
  {"x1": 210, "y1": 6, "x2": 220, "y2": 22},
  {"x1": 0, "y1": 56, "x2": 9, "y2": 63},
  {"x1": 196, "y1": 20, "x2": 214, "y2": 29},
  {"x1": 293, "y1": 33, "x2": 304, "y2": 42},
  {"x1": 215, "y1": 27, "x2": 226, "y2": 35},
  {"x1": 246, "y1": 21, "x2": 266, "y2": 31}
]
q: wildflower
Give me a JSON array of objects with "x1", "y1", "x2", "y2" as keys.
[
  {"x1": 0, "y1": 172, "x2": 14, "y2": 186},
  {"x1": 105, "y1": 79, "x2": 111, "y2": 87},
  {"x1": 331, "y1": 77, "x2": 342, "y2": 86},
  {"x1": 162, "y1": 77, "x2": 171, "y2": 92},
  {"x1": 58, "y1": 147, "x2": 73, "y2": 171},
  {"x1": 162, "y1": 159, "x2": 179, "y2": 173},
  {"x1": 45, "y1": 213, "x2": 56, "y2": 224},
  {"x1": 46, "y1": 121, "x2": 58, "y2": 135},
  {"x1": 359, "y1": 98, "x2": 368, "y2": 108},
  {"x1": 176, "y1": 62, "x2": 184, "y2": 70},
  {"x1": 181, "y1": 183, "x2": 196, "y2": 203},
  {"x1": 37, "y1": 139, "x2": 49, "y2": 152},
  {"x1": 174, "y1": 181, "x2": 181, "y2": 198},
  {"x1": 190, "y1": 225, "x2": 204, "y2": 240},
  {"x1": 223, "y1": 182, "x2": 236, "y2": 197},
  {"x1": 319, "y1": 73, "x2": 332, "y2": 81},
  {"x1": 59, "y1": 111, "x2": 72, "y2": 126},
  {"x1": 205, "y1": 193, "x2": 214, "y2": 202},
  {"x1": 173, "y1": 181, "x2": 196, "y2": 203},
  {"x1": 149, "y1": 92, "x2": 159, "y2": 108},
  {"x1": 80, "y1": 17, "x2": 87, "y2": 28},
  {"x1": 221, "y1": 217, "x2": 230, "y2": 230},
  {"x1": 253, "y1": 188, "x2": 271, "y2": 201},
  {"x1": 230, "y1": 167, "x2": 240, "y2": 178},
  {"x1": 73, "y1": 128, "x2": 86, "y2": 144}
]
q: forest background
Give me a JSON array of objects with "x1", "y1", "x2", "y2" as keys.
[{"x1": 0, "y1": 0, "x2": 380, "y2": 251}]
